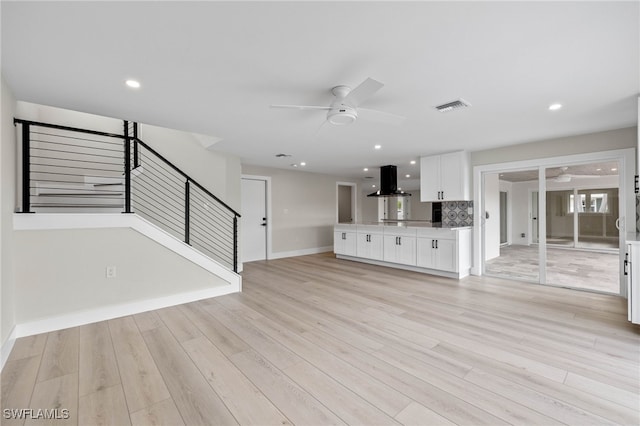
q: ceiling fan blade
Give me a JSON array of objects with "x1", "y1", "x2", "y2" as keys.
[
  {"x1": 270, "y1": 104, "x2": 331, "y2": 111},
  {"x1": 358, "y1": 107, "x2": 406, "y2": 125},
  {"x1": 343, "y1": 77, "x2": 384, "y2": 107}
]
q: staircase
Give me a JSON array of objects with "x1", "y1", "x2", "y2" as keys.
[{"x1": 12, "y1": 118, "x2": 241, "y2": 335}]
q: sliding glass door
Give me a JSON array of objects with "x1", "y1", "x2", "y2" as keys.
[{"x1": 483, "y1": 161, "x2": 622, "y2": 294}]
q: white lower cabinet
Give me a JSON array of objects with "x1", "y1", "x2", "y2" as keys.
[
  {"x1": 625, "y1": 243, "x2": 640, "y2": 324},
  {"x1": 357, "y1": 227, "x2": 384, "y2": 260},
  {"x1": 333, "y1": 228, "x2": 356, "y2": 256},
  {"x1": 417, "y1": 237, "x2": 456, "y2": 272},
  {"x1": 383, "y1": 228, "x2": 417, "y2": 266}
]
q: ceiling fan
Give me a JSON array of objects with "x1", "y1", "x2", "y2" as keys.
[
  {"x1": 270, "y1": 77, "x2": 406, "y2": 126},
  {"x1": 551, "y1": 167, "x2": 602, "y2": 183}
]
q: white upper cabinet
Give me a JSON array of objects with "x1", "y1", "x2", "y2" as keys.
[{"x1": 420, "y1": 151, "x2": 470, "y2": 202}]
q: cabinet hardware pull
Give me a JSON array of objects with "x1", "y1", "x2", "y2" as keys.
[
  {"x1": 432, "y1": 240, "x2": 435, "y2": 249},
  {"x1": 435, "y1": 240, "x2": 438, "y2": 249},
  {"x1": 399, "y1": 236, "x2": 401, "y2": 245},
  {"x1": 624, "y1": 259, "x2": 628, "y2": 276}
]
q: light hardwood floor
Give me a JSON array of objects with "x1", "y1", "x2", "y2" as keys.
[
  {"x1": 485, "y1": 245, "x2": 619, "y2": 293},
  {"x1": 2, "y1": 253, "x2": 639, "y2": 425}
]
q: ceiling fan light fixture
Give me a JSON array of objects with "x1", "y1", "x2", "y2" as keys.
[
  {"x1": 327, "y1": 107, "x2": 357, "y2": 125},
  {"x1": 554, "y1": 175, "x2": 571, "y2": 183}
]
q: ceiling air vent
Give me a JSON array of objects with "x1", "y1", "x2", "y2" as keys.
[{"x1": 435, "y1": 99, "x2": 471, "y2": 113}]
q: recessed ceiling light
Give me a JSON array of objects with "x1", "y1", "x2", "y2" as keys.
[
  {"x1": 410, "y1": 160, "x2": 416, "y2": 165},
  {"x1": 548, "y1": 103, "x2": 562, "y2": 111},
  {"x1": 363, "y1": 167, "x2": 368, "y2": 171},
  {"x1": 300, "y1": 162, "x2": 306, "y2": 166},
  {"x1": 125, "y1": 79, "x2": 141, "y2": 89},
  {"x1": 596, "y1": 168, "x2": 602, "y2": 171},
  {"x1": 405, "y1": 174, "x2": 411, "y2": 178},
  {"x1": 374, "y1": 145, "x2": 381, "y2": 150},
  {"x1": 611, "y1": 168, "x2": 617, "y2": 171},
  {"x1": 291, "y1": 163, "x2": 298, "y2": 167},
  {"x1": 372, "y1": 184, "x2": 376, "y2": 188}
]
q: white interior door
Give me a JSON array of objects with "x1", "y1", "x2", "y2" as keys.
[{"x1": 241, "y1": 177, "x2": 267, "y2": 262}]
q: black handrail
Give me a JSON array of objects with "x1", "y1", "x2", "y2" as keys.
[
  {"x1": 132, "y1": 137, "x2": 240, "y2": 217},
  {"x1": 14, "y1": 118, "x2": 127, "y2": 139},
  {"x1": 14, "y1": 117, "x2": 241, "y2": 273}
]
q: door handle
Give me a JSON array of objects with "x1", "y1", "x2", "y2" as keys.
[
  {"x1": 615, "y1": 217, "x2": 622, "y2": 230},
  {"x1": 624, "y1": 259, "x2": 628, "y2": 276}
]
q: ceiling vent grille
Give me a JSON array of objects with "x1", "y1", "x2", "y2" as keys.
[{"x1": 435, "y1": 99, "x2": 471, "y2": 113}]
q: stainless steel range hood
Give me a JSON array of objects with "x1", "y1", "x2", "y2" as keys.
[{"x1": 367, "y1": 165, "x2": 411, "y2": 197}]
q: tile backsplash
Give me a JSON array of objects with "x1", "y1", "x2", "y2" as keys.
[{"x1": 443, "y1": 200, "x2": 474, "y2": 227}]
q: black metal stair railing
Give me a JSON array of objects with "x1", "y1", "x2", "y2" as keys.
[{"x1": 14, "y1": 118, "x2": 240, "y2": 272}]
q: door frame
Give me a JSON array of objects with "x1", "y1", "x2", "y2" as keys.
[
  {"x1": 336, "y1": 182, "x2": 357, "y2": 224},
  {"x1": 473, "y1": 148, "x2": 635, "y2": 297},
  {"x1": 241, "y1": 175, "x2": 272, "y2": 270}
]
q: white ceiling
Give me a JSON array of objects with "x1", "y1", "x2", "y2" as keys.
[{"x1": 2, "y1": 1, "x2": 638, "y2": 190}]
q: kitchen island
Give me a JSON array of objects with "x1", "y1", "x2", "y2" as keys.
[{"x1": 334, "y1": 222, "x2": 472, "y2": 279}]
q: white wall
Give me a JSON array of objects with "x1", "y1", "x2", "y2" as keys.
[
  {"x1": 484, "y1": 173, "x2": 500, "y2": 260},
  {"x1": 472, "y1": 127, "x2": 636, "y2": 166},
  {"x1": 13, "y1": 227, "x2": 228, "y2": 325},
  {"x1": 241, "y1": 164, "x2": 354, "y2": 256},
  {"x1": 1, "y1": 75, "x2": 17, "y2": 357}
]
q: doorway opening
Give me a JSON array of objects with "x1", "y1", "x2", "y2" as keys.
[
  {"x1": 337, "y1": 182, "x2": 357, "y2": 223},
  {"x1": 499, "y1": 191, "x2": 508, "y2": 246}
]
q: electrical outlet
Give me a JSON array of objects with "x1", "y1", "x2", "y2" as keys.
[{"x1": 106, "y1": 266, "x2": 117, "y2": 278}]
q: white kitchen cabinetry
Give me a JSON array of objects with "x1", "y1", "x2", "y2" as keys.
[
  {"x1": 334, "y1": 224, "x2": 471, "y2": 279},
  {"x1": 625, "y1": 243, "x2": 640, "y2": 324},
  {"x1": 357, "y1": 226, "x2": 384, "y2": 261},
  {"x1": 334, "y1": 225, "x2": 357, "y2": 257},
  {"x1": 417, "y1": 233, "x2": 456, "y2": 271},
  {"x1": 383, "y1": 227, "x2": 417, "y2": 266},
  {"x1": 420, "y1": 151, "x2": 470, "y2": 202}
]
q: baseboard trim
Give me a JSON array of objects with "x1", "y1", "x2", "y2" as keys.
[
  {"x1": 1, "y1": 325, "x2": 17, "y2": 371},
  {"x1": 336, "y1": 254, "x2": 469, "y2": 279},
  {"x1": 14, "y1": 283, "x2": 240, "y2": 339},
  {"x1": 269, "y1": 246, "x2": 333, "y2": 260}
]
